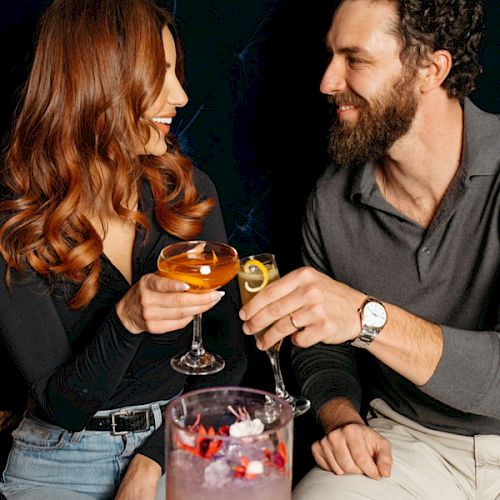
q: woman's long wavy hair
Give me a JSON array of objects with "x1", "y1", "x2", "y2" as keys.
[{"x1": 0, "y1": 0, "x2": 214, "y2": 308}]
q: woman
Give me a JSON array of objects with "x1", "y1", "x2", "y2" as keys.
[{"x1": 0, "y1": 0, "x2": 246, "y2": 498}]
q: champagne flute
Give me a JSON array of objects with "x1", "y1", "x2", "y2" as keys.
[
  {"x1": 238, "y1": 253, "x2": 311, "y2": 417},
  {"x1": 158, "y1": 240, "x2": 239, "y2": 375}
]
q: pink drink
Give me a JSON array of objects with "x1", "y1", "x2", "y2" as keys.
[
  {"x1": 165, "y1": 387, "x2": 293, "y2": 500},
  {"x1": 167, "y1": 454, "x2": 290, "y2": 500}
]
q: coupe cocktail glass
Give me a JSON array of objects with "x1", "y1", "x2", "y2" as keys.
[
  {"x1": 157, "y1": 240, "x2": 239, "y2": 375},
  {"x1": 165, "y1": 386, "x2": 293, "y2": 500},
  {"x1": 238, "y1": 254, "x2": 311, "y2": 417}
]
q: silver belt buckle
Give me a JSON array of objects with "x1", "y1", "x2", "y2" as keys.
[{"x1": 110, "y1": 409, "x2": 151, "y2": 436}]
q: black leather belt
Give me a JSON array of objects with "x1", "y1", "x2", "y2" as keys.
[{"x1": 85, "y1": 405, "x2": 167, "y2": 435}]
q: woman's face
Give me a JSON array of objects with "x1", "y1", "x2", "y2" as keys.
[{"x1": 143, "y1": 26, "x2": 188, "y2": 156}]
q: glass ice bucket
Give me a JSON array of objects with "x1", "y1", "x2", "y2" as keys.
[{"x1": 165, "y1": 386, "x2": 293, "y2": 500}]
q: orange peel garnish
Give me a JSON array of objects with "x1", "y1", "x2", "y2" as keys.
[
  {"x1": 211, "y1": 250, "x2": 219, "y2": 263},
  {"x1": 243, "y1": 259, "x2": 269, "y2": 293}
]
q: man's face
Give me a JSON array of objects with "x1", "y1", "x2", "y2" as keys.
[{"x1": 320, "y1": 0, "x2": 420, "y2": 165}]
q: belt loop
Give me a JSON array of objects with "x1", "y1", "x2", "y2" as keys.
[
  {"x1": 70, "y1": 430, "x2": 84, "y2": 444},
  {"x1": 151, "y1": 404, "x2": 164, "y2": 430}
]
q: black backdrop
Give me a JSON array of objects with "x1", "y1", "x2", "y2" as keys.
[
  {"x1": 1, "y1": 0, "x2": 499, "y2": 483},
  {"x1": 2, "y1": 0, "x2": 499, "y2": 270}
]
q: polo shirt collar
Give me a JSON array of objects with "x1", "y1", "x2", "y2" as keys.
[{"x1": 462, "y1": 98, "x2": 500, "y2": 177}]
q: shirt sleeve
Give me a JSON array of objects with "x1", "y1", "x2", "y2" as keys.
[
  {"x1": 421, "y1": 157, "x2": 500, "y2": 412},
  {"x1": 0, "y1": 265, "x2": 144, "y2": 430},
  {"x1": 136, "y1": 169, "x2": 248, "y2": 469},
  {"x1": 291, "y1": 192, "x2": 363, "y2": 418},
  {"x1": 419, "y1": 318, "x2": 500, "y2": 418}
]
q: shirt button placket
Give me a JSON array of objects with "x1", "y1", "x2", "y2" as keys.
[{"x1": 416, "y1": 244, "x2": 432, "y2": 281}]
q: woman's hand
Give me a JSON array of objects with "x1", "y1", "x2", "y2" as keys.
[
  {"x1": 115, "y1": 454, "x2": 162, "y2": 500},
  {"x1": 116, "y1": 273, "x2": 224, "y2": 334},
  {"x1": 240, "y1": 266, "x2": 365, "y2": 350}
]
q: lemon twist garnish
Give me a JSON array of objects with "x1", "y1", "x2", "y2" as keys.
[
  {"x1": 243, "y1": 259, "x2": 269, "y2": 293},
  {"x1": 211, "y1": 250, "x2": 219, "y2": 263}
]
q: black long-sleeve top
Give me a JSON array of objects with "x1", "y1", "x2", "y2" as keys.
[{"x1": 0, "y1": 168, "x2": 247, "y2": 467}]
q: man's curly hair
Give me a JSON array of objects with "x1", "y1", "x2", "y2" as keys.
[{"x1": 391, "y1": 0, "x2": 484, "y2": 99}]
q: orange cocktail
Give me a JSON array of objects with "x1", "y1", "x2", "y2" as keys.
[
  {"x1": 158, "y1": 245, "x2": 239, "y2": 293},
  {"x1": 158, "y1": 241, "x2": 239, "y2": 375}
]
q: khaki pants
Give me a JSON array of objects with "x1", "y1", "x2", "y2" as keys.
[{"x1": 293, "y1": 399, "x2": 500, "y2": 500}]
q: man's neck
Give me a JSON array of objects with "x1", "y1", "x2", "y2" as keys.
[{"x1": 378, "y1": 93, "x2": 464, "y2": 228}]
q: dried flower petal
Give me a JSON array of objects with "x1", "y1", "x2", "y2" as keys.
[{"x1": 229, "y1": 418, "x2": 265, "y2": 437}]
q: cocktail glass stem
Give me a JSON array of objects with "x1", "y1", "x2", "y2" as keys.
[
  {"x1": 266, "y1": 349, "x2": 293, "y2": 402},
  {"x1": 266, "y1": 348, "x2": 311, "y2": 417},
  {"x1": 170, "y1": 313, "x2": 225, "y2": 375},
  {"x1": 190, "y1": 314, "x2": 205, "y2": 356}
]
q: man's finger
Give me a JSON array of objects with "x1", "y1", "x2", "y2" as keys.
[
  {"x1": 348, "y1": 439, "x2": 381, "y2": 479},
  {"x1": 374, "y1": 438, "x2": 393, "y2": 477},
  {"x1": 320, "y1": 440, "x2": 350, "y2": 475},
  {"x1": 239, "y1": 267, "x2": 313, "y2": 321},
  {"x1": 312, "y1": 441, "x2": 342, "y2": 474}
]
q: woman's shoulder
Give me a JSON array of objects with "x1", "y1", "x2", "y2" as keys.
[{"x1": 192, "y1": 166, "x2": 217, "y2": 198}]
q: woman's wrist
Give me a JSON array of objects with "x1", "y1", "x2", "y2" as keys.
[{"x1": 115, "y1": 301, "x2": 143, "y2": 334}]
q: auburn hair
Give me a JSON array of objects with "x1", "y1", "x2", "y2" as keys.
[{"x1": 0, "y1": 0, "x2": 214, "y2": 308}]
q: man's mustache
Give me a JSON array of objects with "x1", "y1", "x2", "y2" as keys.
[{"x1": 327, "y1": 92, "x2": 367, "y2": 108}]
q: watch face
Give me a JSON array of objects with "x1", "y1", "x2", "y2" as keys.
[{"x1": 364, "y1": 301, "x2": 387, "y2": 328}]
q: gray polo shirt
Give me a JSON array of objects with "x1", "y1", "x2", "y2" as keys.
[{"x1": 292, "y1": 99, "x2": 500, "y2": 435}]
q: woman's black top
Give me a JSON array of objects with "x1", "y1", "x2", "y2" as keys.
[{"x1": 0, "y1": 168, "x2": 247, "y2": 467}]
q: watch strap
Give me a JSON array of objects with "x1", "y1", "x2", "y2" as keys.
[
  {"x1": 350, "y1": 296, "x2": 386, "y2": 349},
  {"x1": 350, "y1": 325, "x2": 380, "y2": 348}
]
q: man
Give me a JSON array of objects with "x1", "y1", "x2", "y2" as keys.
[{"x1": 240, "y1": 0, "x2": 500, "y2": 498}]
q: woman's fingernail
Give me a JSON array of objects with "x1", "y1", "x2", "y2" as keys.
[
  {"x1": 178, "y1": 282, "x2": 190, "y2": 291},
  {"x1": 242, "y1": 323, "x2": 249, "y2": 334},
  {"x1": 256, "y1": 339, "x2": 264, "y2": 350},
  {"x1": 211, "y1": 291, "x2": 225, "y2": 301},
  {"x1": 239, "y1": 310, "x2": 247, "y2": 320}
]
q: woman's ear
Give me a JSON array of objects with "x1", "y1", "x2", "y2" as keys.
[{"x1": 419, "y1": 50, "x2": 453, "y2": 93}]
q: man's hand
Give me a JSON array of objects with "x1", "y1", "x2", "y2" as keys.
[
  {"x1": 240, "y1": 266, "x2": 443, "y2": 386},
  {"x1": 314, "y1": 398, "x2": 392, "y2": 480},
  {"x1": 313, "y1": 423, "x2": 392, "y2": 479},
  {"x1": 115, "y1": 454, "x2": 162, "y2": 500},
  {"x1": 239, "y1": 266, "x2": 365, "y2": 350}
]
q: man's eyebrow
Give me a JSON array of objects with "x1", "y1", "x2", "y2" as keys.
[{"x1": 325, "y1": 44, "x2": 371, "y2": 56}]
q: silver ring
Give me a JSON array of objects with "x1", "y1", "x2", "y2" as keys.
[{"x1": 289, "y1": 314, "x2": 303, "y2": 332}]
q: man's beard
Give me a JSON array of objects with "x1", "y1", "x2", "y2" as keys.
[{"x1": 327, "y1": 70, "x2": 419, "y2": 166}]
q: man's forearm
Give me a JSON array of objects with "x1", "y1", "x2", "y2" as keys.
[
  {"x1": 318, "y1": 397, "x2": 365, "y2": 433},
  {"x1": 367, "y1": 302, "x2": 444, "y2": 386}
]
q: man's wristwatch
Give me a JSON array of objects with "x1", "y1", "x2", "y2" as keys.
[{"x1": 350, "y1": 296, "x2": 387, "y2": 348}]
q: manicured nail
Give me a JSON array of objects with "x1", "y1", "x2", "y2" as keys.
[
  {"x1": 256, "y1": 339, "x2": 264, "y2": 350},
  {"x1": 178, "y1": 282, "x2": 190, "y2": 291},
  {"x1": 211, "y1": 291, "x2": 225, "y2": 301},
  {"x1": 239, "y1": 309, "x2": 247, "y2": 320},
  {"x1": 242, "y1": 323, "x2": 249, "y2": 334}
]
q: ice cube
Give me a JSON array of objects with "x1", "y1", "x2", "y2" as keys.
[{"x1": 203, "y1": 459, "x2": 231, "y2": 488}]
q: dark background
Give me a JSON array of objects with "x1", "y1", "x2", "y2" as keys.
[{"x1": 1, "y1": 0, "x2": 499, "y2": 484}]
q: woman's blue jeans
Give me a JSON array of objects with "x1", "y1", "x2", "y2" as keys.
[{"x1": 0, "y1": 400, "x2": 170, "y2": 499}]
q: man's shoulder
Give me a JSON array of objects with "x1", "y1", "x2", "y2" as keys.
[
  {"x1": 309, "y1": 163, "x2": 359, "y2": 208},
  {"x1": 464, "y1": 99, "x2": 500, "y2": 176}
]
